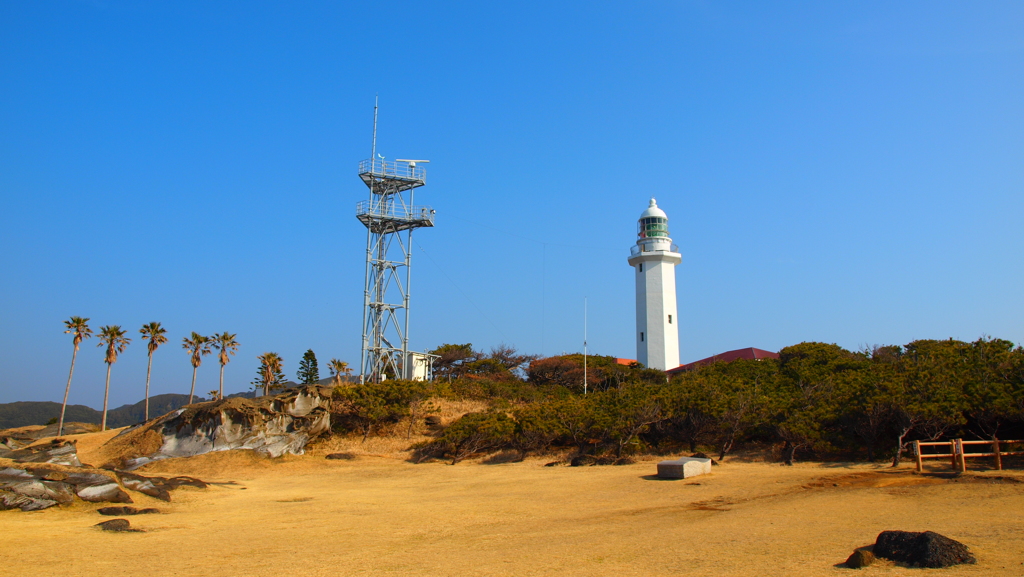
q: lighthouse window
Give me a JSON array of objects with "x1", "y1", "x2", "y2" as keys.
[
  {"x1": 640, "y1": 332, "x2": 644, "y2": 342},
  {"x1": 668, "y1": 315, "x2": 672, "y2": 324},
  {"x1": 638, "y1": 217, "x2": 669, "y2": 239},
  {"x1": 638, "y1": 263, "x2": 642, "y2": 272}
]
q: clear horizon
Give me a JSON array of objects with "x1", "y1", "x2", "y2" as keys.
[{"x1": 2, "y1": 2, "x2": 1022, "y2": 408}]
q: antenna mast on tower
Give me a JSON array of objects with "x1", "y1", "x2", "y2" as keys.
[{"x1": 356, "y1": 101, "x2": 436, "y2": 383}]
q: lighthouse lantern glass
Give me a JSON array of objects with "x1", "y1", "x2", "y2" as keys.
[{"x1": 638, "y1": 217, "x2": 668, "y2": 239}]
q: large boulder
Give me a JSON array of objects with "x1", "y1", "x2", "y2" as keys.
[
  {"x1": 874, "y1": 530, "x2": 976, "y2": 568},
  {"x1": 104, "y1": 386, "x2": 332, "y2": 469}
]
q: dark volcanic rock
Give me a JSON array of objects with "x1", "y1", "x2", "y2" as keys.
[
  {"x1": 325, "y1": 452, "x2": 356, "y2": 460},
  {"x1": 98, "y1": 506, "x2": 134, "y2": 516},
  {"x1": 844, "y1": 548, "x2": 875, "y2": 568},
  {"x1": 95, "y1": 518, "x2": 142, "y2": 532},
  {"x1": 874, "y1": 530, "x2": 976, "y2": 568},
  {"x1": 98, "y1": 506, "x2": 161, "y2": 516}
]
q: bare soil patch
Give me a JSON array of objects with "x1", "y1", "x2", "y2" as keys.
[{"x1": 2, "y1": 430, "x2": 1023, "y2": 576}]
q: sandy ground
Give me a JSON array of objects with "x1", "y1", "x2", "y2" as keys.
[{"x1": 2, "y1": 433, "x2": 1023, "y2": 576}]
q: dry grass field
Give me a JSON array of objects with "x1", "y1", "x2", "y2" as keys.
[{"x1": 3, "y1": 428, "x2": 1023, "y2": 576}]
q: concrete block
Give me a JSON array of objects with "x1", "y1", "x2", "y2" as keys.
[{"x1": 657, "y1": 457, "x2": 712, "y2": 479}]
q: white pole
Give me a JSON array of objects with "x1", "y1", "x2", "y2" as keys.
[{"x1": 583, "y1": 297, "x2": 587, "y2": 395}]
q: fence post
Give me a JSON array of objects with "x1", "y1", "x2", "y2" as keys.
[
  {"x1": 993, "y1": 437, "x2": 1003, "y2": 471},
  {"x1": 956, "y1": 439, "x2": 967, "y2": 473},
  {"x1": 914, "y1": 440, "x2": 923, "y2": 472},
  {"x1": 950, "y1": 439, "x2": 957, "y2": 470}
]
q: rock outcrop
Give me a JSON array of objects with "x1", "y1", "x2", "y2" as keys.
[
  {"x1": 1, "y1": 439, "x2": 83, "y2": 467},
  {"x1": 105, "y1": 386, "x2": 331, "y2": 469},
  {"x1": 0, "y1": 465, "x2": 203, "y2": 511}
]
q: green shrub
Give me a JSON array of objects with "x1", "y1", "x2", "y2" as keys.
[{"x1": 413, "y1": 412, "x2": 516, "y2": 464}]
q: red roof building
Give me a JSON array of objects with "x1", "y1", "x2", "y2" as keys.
[{"x1": 666, "y1": 347, "x2": 779, "y2": 375}]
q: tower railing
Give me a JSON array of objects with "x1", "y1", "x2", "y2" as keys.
[
  {"x1": 631, "y1": 243, "x2": 679, "y2": 256},
  {"x1": 358, "y1": 159, "x2": 427, "y2": 183},
  {"x1": 356, "y1": 200, "x2": 435, "y2": 225}
]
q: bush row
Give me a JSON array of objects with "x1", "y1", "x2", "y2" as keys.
[{"x1": 332, "y1": 338, "x2": 1024, "y2": 465}]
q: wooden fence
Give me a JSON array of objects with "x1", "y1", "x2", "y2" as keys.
[{"x1": 914, "y1": 439, "x2": 1024, "y2": 472}]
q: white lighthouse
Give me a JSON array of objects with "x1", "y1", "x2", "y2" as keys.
[{"x1": 627, "y1": 198, "x2": 681, "y2": 371}]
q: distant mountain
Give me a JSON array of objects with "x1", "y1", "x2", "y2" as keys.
[
  {"x1": 100, "y1": 393, "x2": 208, "y2": 427},
  {"x1": 0, "y1": 393, "x2": 206, "y2": 430},
  {"x1": 0, "y1": 402, "x2": 100, "y2": 430},
  {"x1": 0, "y1": 377, "x2": 351, "y2": 430}
]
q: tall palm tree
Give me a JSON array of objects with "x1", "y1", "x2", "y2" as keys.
[
  {"x1": 257, "y1": 352, "x2": 284, "y2": 396},
  {"x1": 97, "y1": 325, "x2": 131, "y2": 431},
  {"x1": 139, "y1": 322, "x2": 168, "y2": 421},
  {"x1": 182, "y1": 332, "x2": 212, "y2": 404},
  {"x1": 211, "y1": 331, "x2": 239, "y2": 401},
  {"x1": 59, "y1": 317, "x2": 93, "y2": 436},
  {"x1": 328, "y1": 358, "x2": 352, "y2": 387}
]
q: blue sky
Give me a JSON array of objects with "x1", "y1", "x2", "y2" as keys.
[{"x1": 1, "y1": 1, "x2": 1022, "y2": 409}]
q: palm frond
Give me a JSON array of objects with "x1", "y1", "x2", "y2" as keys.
[
  {"x1": 97, "y1": 325, "x2": 131, "y2": 364},
  {"x1": 212, "y1": 331, "x2": 240, "y2": 366},
  {"x1": 182, "y1": 331, "x2": 213, "y2": 368},
  {"x1": 64, "y1": 316, "x2": 93, "y2": 349},
  {"x1": 140, "y1": 321, "x2": 168, "y2": 355}
]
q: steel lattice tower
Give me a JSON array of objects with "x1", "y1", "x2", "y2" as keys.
[{"x1": 355, "y1": 104, "x2": 435, "y2": 383}]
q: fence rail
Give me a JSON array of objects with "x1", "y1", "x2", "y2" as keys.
[{"x1": 914, "y1": 439, "x2": 1024, "y2": 472}]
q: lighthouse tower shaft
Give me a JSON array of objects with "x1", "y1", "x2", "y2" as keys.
[{"x1": 627, "y1": 199, "x2": 681, "y2": 371}]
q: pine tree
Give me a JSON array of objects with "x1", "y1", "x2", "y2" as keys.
[{"x1": 297, "y1": 349, "x2": 319, "y2": 385}]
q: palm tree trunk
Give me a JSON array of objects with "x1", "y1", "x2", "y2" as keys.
[
  {"x1": 189, "y1": 366, "x2": 198, "y2": 404},
  {"x1": 219, "y1": 363, "x2": 225, "y2": 401},
  {"x1": 101, "y1": 362, "x2": 112, "y2": 431},
  {"x1": 58, "y1": 346, "x2": 79, "y2": 437},
  {"x1": 145, "y1": 352, "x2": 153, "y2": 421}
]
